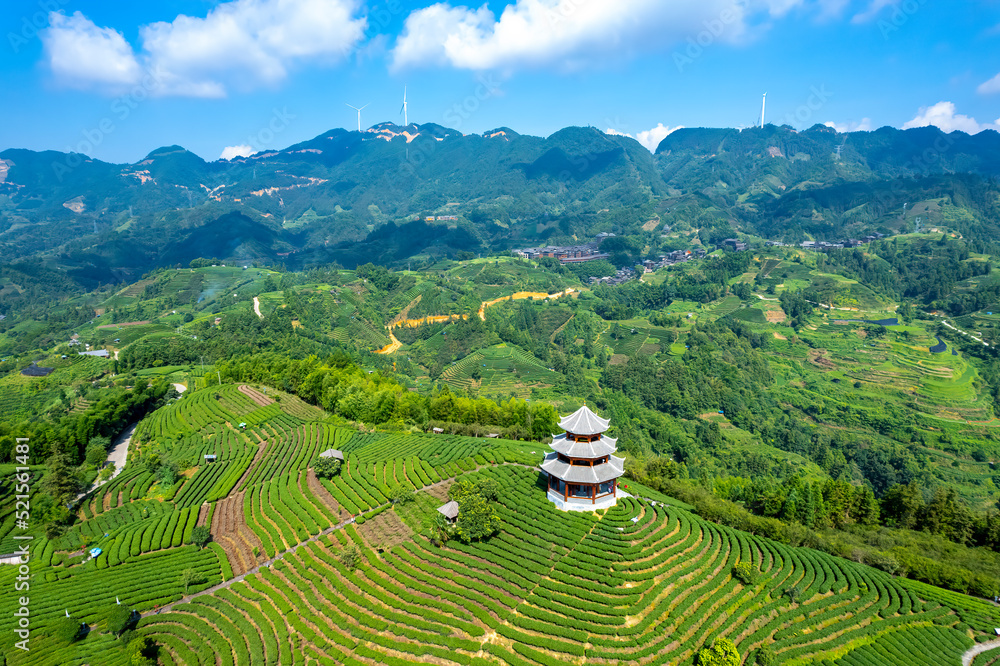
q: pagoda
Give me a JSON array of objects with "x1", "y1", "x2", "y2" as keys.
[{"x1": 541, "y1": 405, "x2": 625, "y2": 511}]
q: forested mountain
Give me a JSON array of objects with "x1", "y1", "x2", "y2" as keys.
[{"x1": 1, "y1": 122, "x2": 999, "y2": 286}]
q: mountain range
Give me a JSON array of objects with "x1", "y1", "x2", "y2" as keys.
[{"x1": 2, "y1": 122, "x2": 999, "y2": 285}]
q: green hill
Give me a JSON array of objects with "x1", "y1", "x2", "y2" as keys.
[
  {"x1": 3, "y1": 123, "x2": 999, "y2": 283},
  {"x1": 2, "y1": 384, "x2": 997, "y2": 665}
]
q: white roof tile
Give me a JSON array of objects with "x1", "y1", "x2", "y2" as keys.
[
  {"x1": 549, "y1": 433, "x2": 617, "y2": 458},
  {"x1": 558, "y1": 405, "x2": 610, "y2": 435}
]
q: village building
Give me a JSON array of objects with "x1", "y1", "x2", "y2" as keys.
[{"x1": 541, "y1": 406, "x2": 625, "y2": 511}]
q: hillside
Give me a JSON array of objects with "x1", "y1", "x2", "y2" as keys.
[
  {"x1": 2, "y1": 384, "x2": 998, "y2": 665},
  {"x1": 2, "y1": 124, "x2": 999, "y2": 285}
]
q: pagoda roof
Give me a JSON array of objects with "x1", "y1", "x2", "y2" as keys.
[
  {"x1": 541, "y1": 452, "x2": 624, "y2": 484},
  {"x1": 558, "y1": 405, "x2": 610, "y2": 436},
  {"x1": 549, "y1": 433, "x2": 617, "y2": 458}
]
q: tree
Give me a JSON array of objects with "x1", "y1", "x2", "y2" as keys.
[
  {"x1": 389, "y1": 486, "x2": 415, "y2": 504},
  {"x1": 157, "y1": 462, "x2": 178, "y2": 486},
  {"x1": 106, "y1": 605, "x2": 136, "y2": 636},
  {"x1": 454, "y1": 491, "x2": 501, "y2": 542},
  {"x1": 696, "y1": 638, "x2": 740, "y2": 666},
  {"x1": 42, "y1": 451, "x2": 81, "y2": 504},
  {"x1": 338, "y1": 545, "x2": 360, "y2": 570},
  {"x1": 85, "y1": 435, "x2": 110, "y2": 465},
  {"x1": 181, "y1": 568, "x2": 203, "y2": 593},
  {"x1": 881, "y1": 481, "x2": 923, "y2": 529},
  {"x1": 753, "y1": 646, "x2": 777, "y2": 666},
  {"x1": 126, "y1": 636, "x2": 157, "y2": 666},
  {"x1": 313, "y1": 456, "x2": 342, "y2": 479},
  {"x1": 190, "y1": 525, "x2": 211, "y2": 549},
  {"x1": 474, "y1": 477, "x2": 501, "y2": 502},
  {"x1": 732, "y1": 562, "x2": 759, "y2": 585},
  {"x1": 55, "y1": 616, "x2": 85, "y2": 643}
]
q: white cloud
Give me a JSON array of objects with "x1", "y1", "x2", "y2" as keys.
[
  {"x1": 41, "y1": 11, "x2": 142, "y2": 92},
  {"x1": 815, "y1": 0, "x2": 850, "y2": 20},
  {"x1": 41, "y1": 0, "x2": 367, "y2": 98},
  {"x1": 977, "y1": 72, "x2": 1000, "y2": 95},
  {"x1": 605, "y1": 123, "x2": 683, "y2": 152},
  {"x1": 391, "y1": 0, "x2": 807, "y2": 72},
  {"x1": 823, "y1": 118, "x2": 872, "y2": 132},
  {"x1": 636, "y1": 123, "x2": 683, "y2": 151},
  {"x1": 220, "y1": 144, "x2": 254, "y2": 160},
  {"x1": 851, "y1": 0, "x2": 895, "y2": 23},
  {"x1": 902, "y1": 101, "x2": 999, "y2": 134}
]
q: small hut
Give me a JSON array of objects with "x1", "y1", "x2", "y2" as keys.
[
  {"x1": 319, "y1": 449, "x2": 344, "y2": 461},
  {"x1": 437, "y1": 501, "x2": 459, "y2": 523}
]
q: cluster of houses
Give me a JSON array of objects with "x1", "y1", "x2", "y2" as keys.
[
  {"x1": 587, "y1": 248, "x2": 710, "y2": 287},
  {"x1": 515, "y1": 233, "x2": 617, "y2": 264},
  {"x1": 66, "y1": 333, "x2": 110, "y2": 357},
  {"x1": 644, "y1": 248, "x2": 708, "y2": 269},
  {"x1": 588, "y1": 266, "x2": 639, "y2": 287},
  {"x1": 516, "y1": 244, "x2": 611, "y2": 263},
  {"x1": 766, "y1": 232, "x2": 885, "y2": 251}
]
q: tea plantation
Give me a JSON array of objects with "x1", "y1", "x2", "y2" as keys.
[{"x1": 2, "y1": 382, "x2": 999, "y2": 665}]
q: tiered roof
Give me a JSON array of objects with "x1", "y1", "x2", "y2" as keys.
[
  {"x1": 558, "y1": 405, "x2": 609, "y2": 436},
  {"x1": 549, "y1": 434, "x2": 617, "y2": 459},
  {"x1": 540, "y1": 453, "x2": 624, "y2": 484}
]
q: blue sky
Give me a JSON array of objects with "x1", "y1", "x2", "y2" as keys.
[{"x1": 1, "y1": 0, "x2": 998, "y2": 163}]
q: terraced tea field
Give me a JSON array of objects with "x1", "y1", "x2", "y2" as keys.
[
  {"x1": 132, "y1": 465, "x2": 995, "y2": 666},
  {"x1": 442, "y1": 345, "x2": 560, "y2": 397},
  {"x1": 4, "y1": 377, "x2": 1000, "y2": 665}
]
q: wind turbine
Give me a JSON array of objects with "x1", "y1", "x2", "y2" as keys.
[
  {"x1": 345, "y1": 103, "x2": 369, "y2": 132},
  {"x1": 400, "y1": 86, "x2": 408, "y2": 127},
  {"x1": 760, "y1": 93, "x2": 767, "y2": 128}
]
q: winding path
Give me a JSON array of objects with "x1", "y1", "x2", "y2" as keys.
[
  {"x1": 146, "y1": 514, "x2": 358, "y2": 616},
  {"x1": 141, "y1": 461, "x2": 537, "y2": 616},
  {"x1": 374, "y1": 288, "x2": 578, "y2": 355},
  {"x1": 963, "y1": 637, "x2": 1000, "y2": 666},
  {"x1": 941, "y1": 318, "x2": 992, "y2": 348},
  {"x1": 253, "y1": 296, "x2": 264, "y2": 319},
  {"x1": 74, "y1": 422, "x2": 138, "y2": 503}
]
